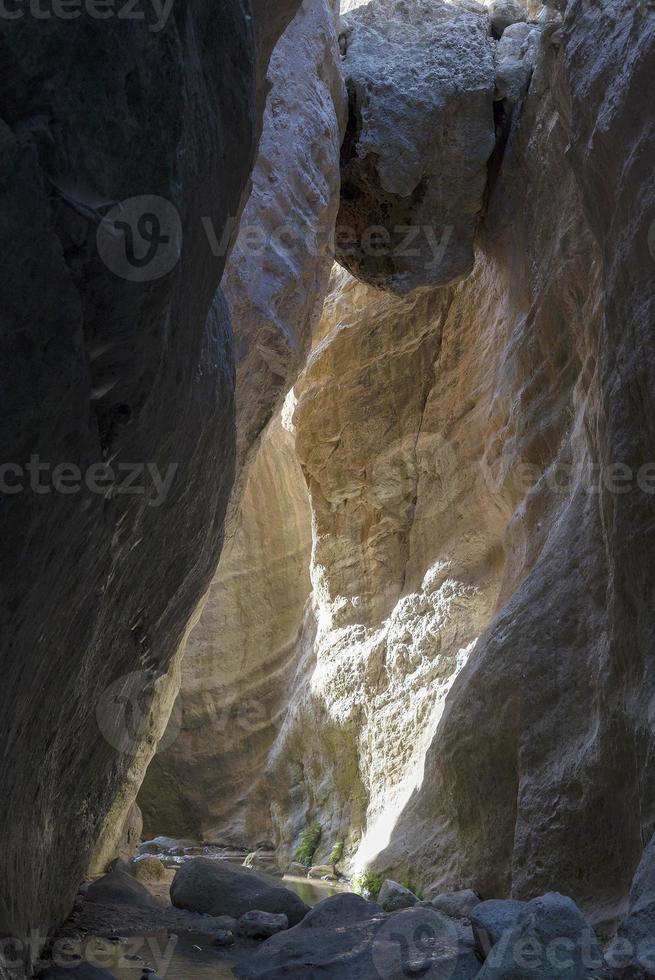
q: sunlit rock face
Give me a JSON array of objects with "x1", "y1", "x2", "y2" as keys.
[
  {"x1": 140, "y1": 406, "x2": 313, "y2": 843},
  {"x1": 144, "y1": 0, "x2": 654, "y2": 935},
  {"x1": 374, "y1": 0, "x2": 655, "y2": 929},
  {"x1": 336, "y1": 0, "x2": 496, "y2": 293},
  {"x1": 138, "y1": 0, "x2": 347, "y2": 842},
  {"x1": 0, "y1": 0, "x2": 299, "y2": 954}
]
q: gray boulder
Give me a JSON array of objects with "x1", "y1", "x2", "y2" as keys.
[
  {"x1": 85, "y1": 868, "x2": 161, "y2": 909},
  {"x1": 132, "y1": 855, "x2": 167, "y2": 882},
  {"x1": 300, "y1": 893, "x2": 383, "y2": 928},
  {"x1": 488, "y1": 0, "x2": 528, "y2": 37},
  {"x1": 470, "y1": 899, "x2": 529, "y2": 959},
  {"x1": 234, "y1": 903, "x2": 478, "y2": 979},
  {"x1": 170, "y1": 858, "x2": 309, "y2": 925},
  {"x1": 606, "y1": 832, "x2": 655, "y2": 978},
  {"x1": 476, "y1": 893, "x2": 602, "y2": 978},
  {"x1": 378, "y1": 879, "x2": 420, "y2": 912},
  {"x1": 239, "y1": 911, "x2": 289, "y2": 939},
  {"x1": 427, "y1": 888, "x2": 482, "y2": 919},
  {"x1": 337, "y1": 0, "x2": 496, "y2": 293},
  {"x1": 494, "y1": 22, "x2": 541, "y2": 104}
]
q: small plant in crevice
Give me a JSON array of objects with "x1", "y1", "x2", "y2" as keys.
[
  {"x1": 329, "y1": 841, "x2": 344, "y2": 867},
  {"x1": 352, "y1": 869, "x2": 384, "y2": 900},
  {"x1": 294, "y1": 822, "x2": 322, "y2": 866}
]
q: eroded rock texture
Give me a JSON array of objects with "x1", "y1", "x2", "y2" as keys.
[
  {"x1": 337, "y1": 0, "x2": 496, "y2": 293},
  {"x1": 146, "y1": 0, "x2": 654, "y2": 939},
  {"x1": 0, "y1": 0, "x2": 298, "y2": 954},
  {"x1": 138, "y1": 0, "x2": 346, "y2": 842}
]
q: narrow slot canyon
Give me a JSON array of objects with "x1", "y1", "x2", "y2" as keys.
[{"x1": 1, "y1": 0, "x2": 654, "y2": 978}]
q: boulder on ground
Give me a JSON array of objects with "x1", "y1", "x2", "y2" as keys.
[
  {"x1": 378, "y1": 879, "x2": 419, "y2": 912},
  {"x1": 214, "y1": 930, "x2": 236, "y2": 948},
  {"x1": 300, "y1": 893, "x2": 383, "y2": 928},
  {"x1": 132, "y1": 855, "x2": 167, "y2": 882},
  {"x1": 85, "y1": 867, "x2": 161, "y2": 908},
  {"x1": 287, "y1": 862, "x2": 310, "y2": 877},
  {"x1": 239, "y1": 910, "x2": 289, "y2": 939},
  {"x1": 170, "y1": 858, "x2": 310, "y2": 925},
  {"x1": 426, "y1": 888, "x2": 482, "y2": 919},
  {"x1": 308, "y1": 865, "x2": 337, "y2": 881},
  {"x1": 476, "y1": 893, "x2": 602, "y2": 978},
  {"x1": 233, "y1": 902, "x2": 478, "y2": 979},
  {"x1": 470, "y1": 899, "x2": 529, "y2": 959},
  {"x1": 244, "y1": 851, "x2": 283, "y2": 877}
]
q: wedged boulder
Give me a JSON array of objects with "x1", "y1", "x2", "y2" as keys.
[
  {"x1": 234, "y1": 904, "x2": 478, "y2": 979},
  {"x1": 170, "y1": 858, "x2": 310, "y2": 925},
  {"x1": 606, "y1": 833, "x2": 655, "y2": 978},
  {"x1": 476, "y1": 893, "x2": 602, "y2": 978},
  {"x1": 337, "y1": 0, "x2": 496, "y2": 293},
  {"x1": 488, "y1": 0, "x2": 528, "y2": 37},
  {"x1": 426, "y1": 889, "x2": 482, "y2": 919},
  {"x1": 239, "y1": 911, "x2": 289, "y2": 939},
  {"x1": 494, "y1": 22, "x2": 541, "y2": 104},
  {"x1": 378, "y1": 879, "x2": 419, "y2": 912},
  {"x1": 85, "y1": 868, "x2": 161, "y2": 909},
  {"x1": 470, "y1": 899, "x2": 530, "y2": 959}
]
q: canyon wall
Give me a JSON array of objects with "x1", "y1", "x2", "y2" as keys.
[
  {"x1": 0, "y1": 0, "x2": 299, "y2": 955},
  {"x1": 144, "y1": 0, "x2": 655, "y2": 934},
  {"x1": 138, "y1": 0, "x2": 347, "y2": 841}
]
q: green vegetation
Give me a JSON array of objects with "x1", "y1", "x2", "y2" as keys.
[
  {"x1": 352, "y1": 869, "x2": 384, "y2": 900},
  {"x1": 400, "y1": 877, "x2": 424, "y2": 900},
  {"x1": 329, "y1": 841, "x2": 344, "y2": 866},
  {"x1": 294, "y1": 823, "x2": 322, "y2": 866}
]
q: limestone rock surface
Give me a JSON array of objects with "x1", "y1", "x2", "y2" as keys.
[
  {"x1": 336, "y1": 0, "x2": 496, "y2": 292},
  {"x1": 139, "y1": 0, "x2": 346, "y2": 845}
]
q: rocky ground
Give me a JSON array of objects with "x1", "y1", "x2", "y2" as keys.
[{"x1": 31, "y1": 853, "x2": 653, "y2": 980}]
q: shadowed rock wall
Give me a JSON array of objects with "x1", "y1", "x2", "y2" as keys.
[{"x1": 0, "y1": 0, "x2": 298, "y2": 954}]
